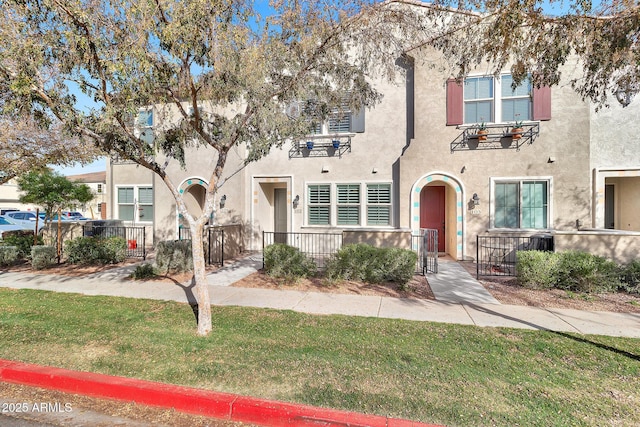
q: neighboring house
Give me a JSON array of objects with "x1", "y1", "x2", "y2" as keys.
[
  {"x1": 106, "y1": 11, "x2": 640, "y2": 262},
  {"x1": 0, "y1": 178, "x2": 38, "y2": 213},
  {"x1": 66, "y1": 171, "x2": 108, "y2": 220}
]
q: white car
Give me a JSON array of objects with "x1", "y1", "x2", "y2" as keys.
[
  {"x1": 2, "y1": 211, "x2": 45, "y2": 232},
  {"x1": 0, "y1": 216, "x2": 31, "y2": 238}
]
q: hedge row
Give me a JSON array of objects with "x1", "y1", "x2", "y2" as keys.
[
  {"x1": 263, "y1": 243, "x2": 417, "y2": 288},
  {"x1": 517, "y1": 250, "x2": 640, "y2": 294}
]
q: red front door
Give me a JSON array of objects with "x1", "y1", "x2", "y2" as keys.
[{"x1": 420, "y1": 186, "x2": 445, "y2": 252}]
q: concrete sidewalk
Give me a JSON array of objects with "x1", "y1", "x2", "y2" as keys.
[{"x1": 0, "y1": 256, "x2": 639, "y2": 337}]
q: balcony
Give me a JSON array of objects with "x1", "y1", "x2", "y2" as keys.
[
  {"x1": 289, "y1": 134, "x2": 353, "y2": 159},
  {"x1": 450, "y1": 122, "x2": 540, "y2": 152}
]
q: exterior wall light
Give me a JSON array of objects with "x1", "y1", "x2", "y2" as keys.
[
  {"x1": 293, "y1": 195, "x2": 300, "y2": 209},
  {"x1": 472, "y1": 193, "x2": 480, "y2": 206},
  {"x1": 220, "y1": 194, "x2": 227, "y2": 209}
]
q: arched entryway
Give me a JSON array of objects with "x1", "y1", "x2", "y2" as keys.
[
  {"x1": 411, "y1": 173, "x2": 465, "y2": 260},
  {"x1": 177, "y1": 177, "x2": 209, "y2": 233}
]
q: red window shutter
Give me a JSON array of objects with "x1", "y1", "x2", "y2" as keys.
[
  {"x1": 446, "y1": 78, "x2": 464, "y2": 126},
  {"x1": 533, "y1": 85, "x2": 551, "y2": 121}
]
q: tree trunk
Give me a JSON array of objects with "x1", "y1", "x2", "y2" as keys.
[{"x1": 190, "y1": 221, "x2": 212, "y2": 336}]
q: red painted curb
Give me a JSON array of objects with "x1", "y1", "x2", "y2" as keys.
[{"x1": 0, "y1": 359, "x2": 443, "y2": 427}]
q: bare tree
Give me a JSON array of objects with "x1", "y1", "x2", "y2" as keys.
[{"x1": 0, "y1": 0, "x2": 426, "y2": 335}]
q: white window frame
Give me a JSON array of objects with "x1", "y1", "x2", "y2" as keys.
[
  {"x1": 304, "y1": 182, "x2": 393, "y2": 227},
  {"x1": 306, "y1": 98, "x2": 353, "y2": 136},
  {"x1": 134, "y1": 108, "x2": 154, "y2": 144},
  {"x1": 366, "y1": 183, "x2": 392, "y2": 226},
  {"x1": 336, "y1": 183, "x2": 361, "y2": 226},
  {"x1": 116, "y1": 185, "x2": 154, "y2": 224},
  {"x1": 307, "y1": 184, "x2": 331, "y2": 226},
  {"x1": 490, "y1": 177, "x2": 553, "y2": 231},
  {"x1": 464, "y1": 74, "x2": 532, "y2": 125}
]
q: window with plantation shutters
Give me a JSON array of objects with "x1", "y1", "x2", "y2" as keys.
[
  {"x1": 367, "y1": 184, "x2": 391, "y2": 226},
  {"x1": 328, "y1": 99, "x2": 352, "y2": 133},
  {"x1": 336, "y1": 184, "x2": 360, "y2": 225},
  {"x1": 308, "y1": 184, "x2": 330, "y2": 225},
  {"x1": 302, "y1": 95, "x2": 364, "y2": 135}
]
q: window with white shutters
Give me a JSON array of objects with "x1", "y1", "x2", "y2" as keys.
[{"x1": 336, "y1": 184, "x2": 360, "y2": 225}]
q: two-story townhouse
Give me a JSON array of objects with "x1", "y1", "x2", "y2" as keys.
[
  {"x1": 106, "y1": 7, "x2": 640, "y2": 262},
  {"x1": 398, "y1": 48, "x2": 592, "y2": 261},
  {"x1": 106, "y1": 64, "x2": 411, "y2": 247}
]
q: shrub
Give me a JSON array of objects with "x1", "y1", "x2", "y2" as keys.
[
  {"x1": 65, "y1": 237, "x2": 127, "y2": 265},
  {"x1": 620, "y1": 260, "x2": 640, "y2": 295},
  {"x1": 325, "y1": 243, "x2": 377, "y2": 282},
  {"x1": 130, "y1": 263, "x2": 158, "y2": 280},
  {"x1": 516, "y1": 250, "x2": 559, "y2": 290},
  {"x1": 155, "y1": 240, "x2": 193, "y2": 274},
  {"x1": 31, "y1": 245, "x2": 57, "y2": 270},
  {"x1": 263, "y1": 243, "x2": 317, "y2": 281},
  {"x1": 0, "y1": 246, "x2": 19, "y2": 267},
  {"x1": 554, "y1": 251, "x2": 622, "y2": 293},
  {"x1": 325, "y1": 243, "x2": 417, "y2": 287},
  {"x1": 1, "y1": 232, "x2": 40, "y2": 259}
]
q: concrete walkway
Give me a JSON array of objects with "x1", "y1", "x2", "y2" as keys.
[{"x1": 0, "y1": 256, "x2": 639, "y2": 338}]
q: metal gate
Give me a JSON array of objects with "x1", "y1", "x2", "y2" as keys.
[
  {"x1": 422, "y1": 228, "x2": 438, "y2": 274},
  {"x1": 178, "y1": 226, "x2": 224, "y2": 266}
]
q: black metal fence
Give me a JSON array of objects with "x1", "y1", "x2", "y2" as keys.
[
  {"x1": 82, "y1": 225, "x2": 146, "y2": 259},
  {"x1": 476, "y1": 234, "x2": 554, "y2": 278},
  {"x1": 262, "y1": 231, "x2": 343, "y2": 269},
  {"x1": 178, "y1": 226, "x2": 225, "y2": 266}
]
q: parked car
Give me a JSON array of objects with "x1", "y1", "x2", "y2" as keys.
[
  {"x1": 65, "y1": 211, "x2": 89, "y2": 221},
  {"x1": 2, "y1": 211, "x2": 46, "y2": 232},
  {"x1": 0, "y1": 216, "x2": 31, "y2": 238},
  {"x1": 0, "y1": 208, "x2": 19, "y2": 216},
  {"x1": 37, "y1": 211, "x2": 88, "y2": 222}
]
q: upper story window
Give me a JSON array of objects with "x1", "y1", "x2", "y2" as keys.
[
  {"x1": 96, "y1": 184, "x2": 103, "y2": 194},
  {"x1": 463, "y1": 74, "x2": 531, "y2": 124},
  {"x1": 500, "y1": 75, "x2": 531, "y2": 122},
  {"x1": 136, "y1": 109, "x2": 154, "y2": 144},
  {"x1": 303, "y1": 98, "x2": 365, "y2": 135},
  {"x1": 448, "y1": 74, "x2": 549, "y2": 126},
  {"x1": 464, "y1": 76, "x2": 494, "y2": 123}
]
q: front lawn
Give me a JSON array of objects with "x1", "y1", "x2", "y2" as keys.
[{"x1": 0, "y1": 288, "x2": 638, "y2": 426}]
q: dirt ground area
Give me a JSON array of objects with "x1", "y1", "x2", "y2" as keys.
[{"x1": 6, "y1": 257, "x2": 640, "y2": 313}]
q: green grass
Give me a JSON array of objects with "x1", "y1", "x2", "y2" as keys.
[{"x1": 0, "y1": 288, "x2": 639, "y2": 426}]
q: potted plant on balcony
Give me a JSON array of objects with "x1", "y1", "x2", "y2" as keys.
[
  {"x1": 511, "y1": 120, "x2": 524, "y2": 140},
  {"x1": 476, "y1": 122, "x2": 488, "y2": 141}
]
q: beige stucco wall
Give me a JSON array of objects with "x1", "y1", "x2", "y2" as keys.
[
  {"x1": 342, "y1": 229, "x2": 412, "y2": 249},
  {"x1": 399, "y1": 48, "x2": 591, "y2": 260},
  {"x1": 242, "y1": 69, "x2": 410, "y2": 250},
  {"x1": 554, "y1": 231, "x2": 640, "y2": 264},
  {"x1": 590, "y1": 98, "x2": 640, "y2": 231}
]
